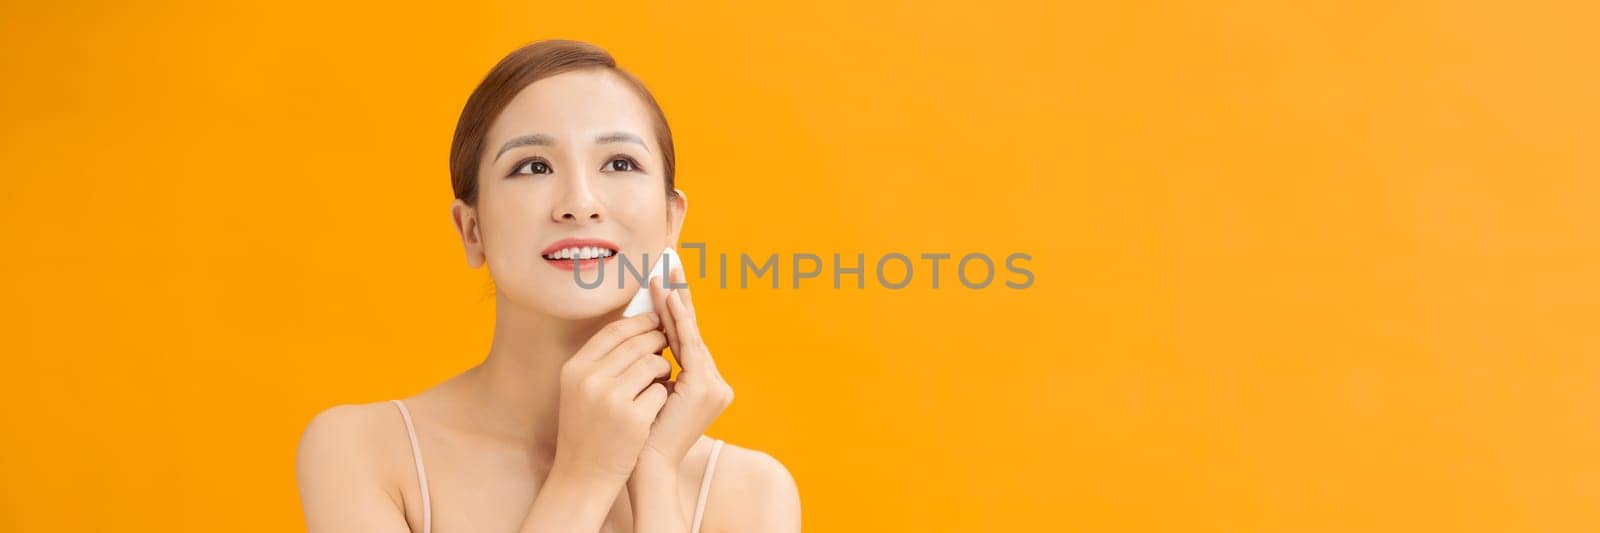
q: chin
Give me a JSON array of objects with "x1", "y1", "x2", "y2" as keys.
[
  {"x1": 540, "y1": 300, "x2": 627, "y2": 321},
  {"x1": 504, "y1": 282, "x2": 634, "y2": 321}
]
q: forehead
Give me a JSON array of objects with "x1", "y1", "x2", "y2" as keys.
[{"x1": 486, "y1": 68, "x2": 656, "y2": 148}]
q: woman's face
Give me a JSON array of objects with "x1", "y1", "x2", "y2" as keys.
[{"x1": 452, "y1": 68, "x2": 685, "y2": 320}]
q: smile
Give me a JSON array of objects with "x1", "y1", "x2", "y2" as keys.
[
  {"x1": 541, "y1": 246, "x2": 616, "y2": 260},
  {"x1": 539, "y1": 238, "x2": 621, "y2": 271}
]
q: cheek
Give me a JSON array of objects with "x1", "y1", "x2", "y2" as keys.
[
  {"x1": 602, "y1": 181, "x2": 668, "y2": 227},
  {"x1": 478, "y1": 196, "x2": 541, "y2": 268}
]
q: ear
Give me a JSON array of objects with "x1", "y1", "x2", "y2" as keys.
[
  {"x1": 667, "y1": 188, "x2": 688, "y2": 245},
  {"x1": 450, "y1": 199, "x2": 486, "y2": 268}
]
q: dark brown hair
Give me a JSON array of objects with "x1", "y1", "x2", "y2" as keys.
[{"x1": 449, "y1": 40, "x2": 676, "y2": 204}]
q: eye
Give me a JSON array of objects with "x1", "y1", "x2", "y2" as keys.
[
  {"x1": 512, "y1": 159, "x2": 552, "y2": 176},
  {"x1": 606, "y1": 157, "x2": 638, "y2": 172}
]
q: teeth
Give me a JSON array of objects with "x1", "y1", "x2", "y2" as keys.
[{"x1": 545, "y1": 246, "x2": 615, "y2": 260}]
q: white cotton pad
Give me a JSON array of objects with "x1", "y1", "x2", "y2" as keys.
[{"x1": 622, "y1": 247, "x2": 680, "y2": 318}]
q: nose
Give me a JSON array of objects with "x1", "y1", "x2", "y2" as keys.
[{"x1": 551, "y1": 172, "x2": 604, "y2": 223}]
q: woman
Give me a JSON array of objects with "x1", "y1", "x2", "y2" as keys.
[{"x1": 296, "y1": 40, "x2": 801, "y2": 532}]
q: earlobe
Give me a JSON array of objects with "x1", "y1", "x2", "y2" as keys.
[
  {"x1": 669, "y1": 189, "x2": 689, "y2": 243},
  {"x1": 450, "y1": 199, "x2": 486, "y2": 268}
]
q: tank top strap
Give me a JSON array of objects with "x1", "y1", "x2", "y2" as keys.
[
  {"x1": 690, "y1": 438, "x2": 726, "y2": 533},
  {"x1": 390, "y1": 399, "x2": 432, "y2": 533}
]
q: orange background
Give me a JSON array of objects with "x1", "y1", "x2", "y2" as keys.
[{"x1": 3, "y1": 1, "x2": 1598, "y2": 531}]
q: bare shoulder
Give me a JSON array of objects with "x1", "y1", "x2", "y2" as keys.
[
  {"x1": 296, "y1": 401, "x2": 414, "y2": 532},
  {"x1": 703, "y1": 439, "x2": 801, "y2": 533},
  {"x1": 296, "y1": 402, "x2": 405, "y2": 475}
]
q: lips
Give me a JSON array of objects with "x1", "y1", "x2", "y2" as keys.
[{"x1": 541, "y1": 237, "x2": 620, "y2": 271}]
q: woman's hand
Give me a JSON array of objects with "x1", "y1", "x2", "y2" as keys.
[
  {"x1": 551, "y1": 312, "x2": 673, "y2": 486},
  {"x1": 641, "y1": 266, "x2": 735, "y2": 467}
]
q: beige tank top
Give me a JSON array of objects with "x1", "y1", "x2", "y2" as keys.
[{"x1": 390, "y1": 399, "x2": 725, "y2": 533}]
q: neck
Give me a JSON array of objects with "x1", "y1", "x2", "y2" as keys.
[{"x1": 459, "y1": 291, "x2": 620, "y2": 457}]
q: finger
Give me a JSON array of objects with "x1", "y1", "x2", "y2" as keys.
[
  {"x1": 635, "y1": 381, "x2": 668, "y2": 413},
  {"x1": 594, "y1": 330, "x2": 667, "y2": 377},
  {"x1": 618, "y1": 354, "x2": 672, "y2": 397},
  {"x1": 649, "y1": 274, "x2": 680, "y2": 356},
  {"x1": 667, "y1": 290, "x2": 718, "y2": 375},
  {"x1": 573, "y1": 313, "x2": 660, "y2": 364},
  {"x1": 669, "y1": 266, "x2": 696, "y2": 318}
]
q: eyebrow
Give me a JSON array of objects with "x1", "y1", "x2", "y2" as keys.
[
  {"x1": 494, "y1": 131, "x2": 650, "y2": 162},
  {"x1": 494, "y1": 133, "x2": 554, "y2": 161},
  {"x1": 595, "y1": 131, "x2": 649, "y2": 152}
]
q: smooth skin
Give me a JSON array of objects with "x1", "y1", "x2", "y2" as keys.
[{"x1": 295, "y1": 69, "x2": 801, "y2": 532}]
